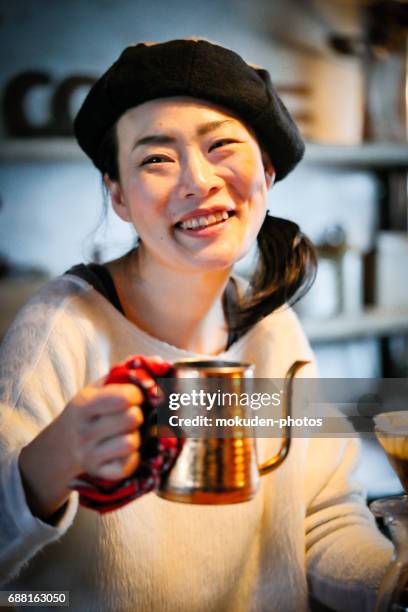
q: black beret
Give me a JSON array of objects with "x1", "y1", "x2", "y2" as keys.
[{"x1": 74, "y1": 39, "x2": 305, "y2": 182}]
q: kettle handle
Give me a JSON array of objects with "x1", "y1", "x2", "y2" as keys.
[{"x1": 258, "y1": 360, "x2": 310, "y2": 476}]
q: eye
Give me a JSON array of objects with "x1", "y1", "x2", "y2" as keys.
[
  {"x1": 140, "y1": 155, "x2": 172, "y2": 166},
  {"x1": 209, "y1": 139, "x2": 238, "y2": 151}
]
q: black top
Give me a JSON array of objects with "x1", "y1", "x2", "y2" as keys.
[
  {"x1": 65, "y1": 263, "x2": 239, "y2": 349},
  {"x1": 65, "y1": 263, "x2": 125, "y2": 315}
]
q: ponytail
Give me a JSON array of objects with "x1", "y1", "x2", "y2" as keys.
[{"x1": 229, "y1": 212, "x2": 317, "y2": 337}]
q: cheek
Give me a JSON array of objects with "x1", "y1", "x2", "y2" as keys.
[
  {"x1": 124, "y1": 174, "x2": 175, "y2": 220},
  {"x1": 130, "y1": 173, "x2": 172, "y2": 199},
  {"x1": 226, "y1": 152, "x2": 266, "y2": 198}
]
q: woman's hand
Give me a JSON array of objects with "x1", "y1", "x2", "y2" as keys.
[
  {"x1": 59, "y1": 382, "x2": 145, "y2": 481},
  {"x1": 19, "y1": 380, "x2": 145, "y2": 521}
]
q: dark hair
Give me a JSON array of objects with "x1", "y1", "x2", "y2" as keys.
[
  {"x1": 234, "y1": 214, "x2": 317, "y2": 336},
  {"x1": 98, "y1": 124, "x2": 317, "y2": 339},
  {"x1": 99, "y1": 125, "x2": 120, "y2": 181}
]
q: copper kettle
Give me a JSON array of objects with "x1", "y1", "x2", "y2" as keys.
[{"x1": 156, "y1": 359, "x2": 309, "y2": 504}]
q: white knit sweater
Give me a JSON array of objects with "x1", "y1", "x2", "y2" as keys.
[{"x1": 0, "y1": 274, "x2": 393, "y2": 612}]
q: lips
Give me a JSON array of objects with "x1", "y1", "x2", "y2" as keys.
[
  {"x1": 174, "y1": 207, "x2": 236, "y2": 231},
  {"x1": 178, "y1": 211, "x2": 236, "y2": 231}
]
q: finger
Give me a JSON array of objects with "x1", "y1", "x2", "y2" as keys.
[
  {"x1": 103, "y1": 384, "x2": 145, "y2": 405},
  {"x1": 75, "y1": 384, "x2": 143, "y2": 413},
  {"x1": 97, "y1": 453, "x2": 141, "y2": 480},
  {"x1": 86, "y1": 385, "x2": 145, "y2": 418},
  {"x1": 93, "y1": 432, "x2": 142, "y2": 463},
  {"x1": 89, "y1": 406, "x2": 144, "y2": 443}
]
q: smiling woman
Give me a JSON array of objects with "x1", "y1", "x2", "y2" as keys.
[{"x1": 0, "y1": 38, "x2": 394, "y2": 612}]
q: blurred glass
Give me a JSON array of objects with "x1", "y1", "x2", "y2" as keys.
[
  {"x1": 375, "y1": 412, "x2": 408, "y2": 493},
  {"x1": 372, "y1": 412, "x2": 408, "y2": 611}
]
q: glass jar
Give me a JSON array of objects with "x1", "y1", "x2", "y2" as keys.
[{"x1": 370, "y1": 496, "x2": 408, "y2": 611}]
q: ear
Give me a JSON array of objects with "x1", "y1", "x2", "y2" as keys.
[
  {"x1": 104, "y1": 174, "x2": 131, "y2": 222},
  {"x1": 261, "y1": 152, "x2": 275, "y2": 189}
]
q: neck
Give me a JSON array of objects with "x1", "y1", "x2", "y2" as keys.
[{"x1": 109, "y1": 249, "x2": 233, "y2": 355}]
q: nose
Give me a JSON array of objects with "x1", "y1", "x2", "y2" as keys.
[{"x1": 178, "y1": 149, "x2": 223, "y2": 199}]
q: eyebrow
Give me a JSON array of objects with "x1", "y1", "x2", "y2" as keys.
[{"x1": 131, "y1": 119, "x2": 234, "y2": 150}]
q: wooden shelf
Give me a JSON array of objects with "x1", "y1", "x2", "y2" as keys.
[
  {"x1": 304, "y1": 142, "x2": 408, "y2": 168},
  {"x1": 1, "y1": 138, "x2": 408, "y2": 168},
  {"x1": 302, "y1": 306, "x2": 408, "y2": 343},
  {"x1": 0, "y1": 138, "x2": 86, "y2": 162}
]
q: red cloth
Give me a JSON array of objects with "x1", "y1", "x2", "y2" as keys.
[{"x1": 69, "y1": 355, "x2": 182, "y2": 514}]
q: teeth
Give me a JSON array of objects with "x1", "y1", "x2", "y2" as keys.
[{"x1": 179, "y1": 211, "x2": 231, "y2": 230}]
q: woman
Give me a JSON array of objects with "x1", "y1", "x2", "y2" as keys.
[{"x1": 0, "y1": 39, "x2": 392, "y2": 611}]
